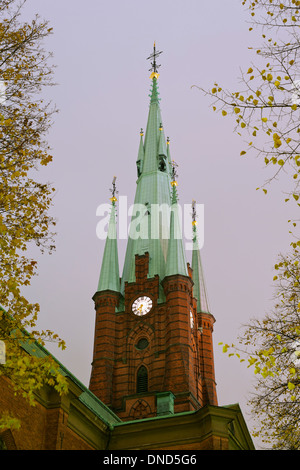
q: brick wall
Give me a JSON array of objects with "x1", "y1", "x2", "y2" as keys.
[
  {"x1": 0, "y1": 375, "x2": 98, "y2": 450},
  {"x1": 89, "y1": 252, "x2": 218, "y2": 420}
]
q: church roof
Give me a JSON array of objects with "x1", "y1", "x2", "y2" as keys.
[{"x1": 0, "y1": 304, "x2": 121, "y2": 428}]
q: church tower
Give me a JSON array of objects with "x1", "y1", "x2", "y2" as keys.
[{"x1": 89, "y1": 44, "x2": 217, "y2": 421}]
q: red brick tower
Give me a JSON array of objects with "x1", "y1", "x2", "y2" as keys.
[{"x1": 89, "y1": 44, "x2": 217, "y2": 421}]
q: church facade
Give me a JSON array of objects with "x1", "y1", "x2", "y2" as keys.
[
  {"x1": 0, "y1": 47, "x2": 255, "y2": 451},
  {"x1": 89, "y1": 48, "x2": 218, "y2": 419}
]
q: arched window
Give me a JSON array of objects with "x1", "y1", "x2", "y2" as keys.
[{"x1": 136, "y1": 365, "x2": 148, "y2": 393}]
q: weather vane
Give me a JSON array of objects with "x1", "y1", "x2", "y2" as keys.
[
  {"x1": 192, "y1": 200, "x2": 196, "y2": 221},
  {"x1": 147, "y1": 42, "x2": 163, "y2": 75},
  {"x1": 171, "y1": 160, "x2": 178, "y2": 185},
  {"x1": 192, "y1": 200, "x2": 197, "y2": 225},
  {"x1": 109, "y1": 176, "x2": 118, "y2": 202}
]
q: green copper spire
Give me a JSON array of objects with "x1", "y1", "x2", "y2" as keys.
[
  {"x1": 97, "y1": 180, "x2": 120, "y2": 293},
  {"x1": 136, "y1": 128, "x2": 144, "y2": 177},
  {"x1": 165, "y1": 166, "x2": 188, "y2": 278},
  {"x1": 150, "y1": 76, "x2": 160, "y2": 104},
  {"x1": 191, "y1": 201, "x2": 210, "y2": 314},
  {"x1": 166, "y1": 136, "x2": 172, "y2": 171},
  {"x1": 120, "y1": 44, "x2": 173, "y2": 300},
  {"x1": 141, "y1": 76, "x2": 170, "y2": 176}
]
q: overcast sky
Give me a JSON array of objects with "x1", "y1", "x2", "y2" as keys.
[{"x1": 19, "y1": 0, "x2": 299, "y2": 449}]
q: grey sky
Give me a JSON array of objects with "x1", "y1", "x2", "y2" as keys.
[{"x1": 19, "y1": 0, "x2": 298, "y2": 449}]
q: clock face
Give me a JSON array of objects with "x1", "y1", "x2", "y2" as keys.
[{"x1": 132, "y1": 296, "x2": 153, "y2": 316}]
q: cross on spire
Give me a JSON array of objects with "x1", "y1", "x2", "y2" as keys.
[{"x1": 147, "y1": 42, "x2": 163, "y2": 77}]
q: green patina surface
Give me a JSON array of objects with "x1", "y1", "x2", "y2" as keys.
[
  {"x1": 192, "y1": 226, "x2": 210, "y2": 314},
  {"x1": 165, "y1": 183, "x2": 188, "y2": 278},
  {"x1": 96, "y1": 71, "x2": 210, "y2": 312},
  {"x1": 97, "y1": 200, "x2": 120, "y2": 293},
  {"x1": 120, "y1": 77, "x2": 173, "y2": 300},
  {"x1": 20, "y1": 335, "x2": 121, "y2": 427}
]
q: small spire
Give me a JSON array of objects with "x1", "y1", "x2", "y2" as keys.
[
  {"x1": 166, "y1": 137, "x2": 172, "y2": 177},
  {"x1": 165, "y1": 166, "x2": 188, "y2": 278},
  {"x1": 97, "y1": 178, "x2": 120, "y2": 293},
  {"x1": 158, "y1": 123, "x2": 167, "y2": 159},
  {"x1": 191, "y1": 200, "x2": 210, "y2": 314},
  {"x1": 137, "y1": 129, "x2": 144, "y2": 177}
]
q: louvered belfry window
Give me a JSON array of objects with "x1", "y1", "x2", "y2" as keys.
[{"x1": 137, "y1": 366, "x2": 148, "y2": 393}]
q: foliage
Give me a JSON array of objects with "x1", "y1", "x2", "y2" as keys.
[
  {"x1": 195, "y1": 0, "x2": 300, "y2": 209},
  {"x1": 220, "y1": 246, "x2": 300, "y2": 448},
  {"x1": 0, "y1": 0, "x2": 67, "y2": 429},
  {"x1": 199, "y1": 0, "x2": 300, "y2": 448}
]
